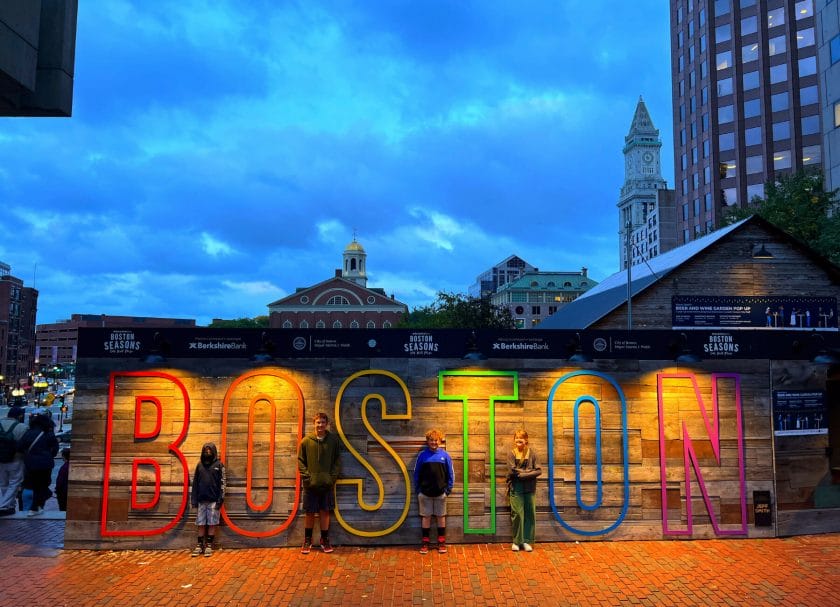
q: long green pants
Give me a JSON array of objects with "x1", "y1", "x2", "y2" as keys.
[{"x1": 509, "y1": 488, "x2": 536, "y2": 545}]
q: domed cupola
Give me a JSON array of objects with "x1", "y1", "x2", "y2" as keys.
[{"x1": 342, "y1": 237, "x2": 367, "y2": 287}]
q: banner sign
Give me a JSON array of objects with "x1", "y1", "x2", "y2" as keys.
[
  {"x1": 672, "y1": 296, "x2": 837, "y2": 329},
  {"x1": 772, "y1": 390, "x2": 828, "y2": 436}
]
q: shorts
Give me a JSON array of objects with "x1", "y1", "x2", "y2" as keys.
[
  {"x1": 195, "y1": 502, "x2": 221, "y2": 526},
  {"x1": 302, "y1": 487, "x2": 335, "y2": 514},
  {"x1": 417, "y1": 492, "x2": 446, "y2": 517}
]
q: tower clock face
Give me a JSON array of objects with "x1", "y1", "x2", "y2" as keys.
[{"x1": 642, "y1": 151, "x2": 654, "y2": 164}]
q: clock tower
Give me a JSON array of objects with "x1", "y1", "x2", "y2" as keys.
[{"x1": 617, "y1": 97, "x2": 668, "y2": 269}]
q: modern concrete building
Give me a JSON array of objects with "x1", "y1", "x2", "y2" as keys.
[
  {"x1": 268, "y1": 239, "x2": 408, "y2": 329},
  {"x1": 469, "y1": 255, "x2": 539, "y2": 300},
  {"x1": 0, "y1": 0, "x2": 78, "y2": 116},
  {"x1": 618, "y1": 98, "x2": 679, "y2": 269},
  {"x1": 670, "y1": 0, "x2": 822, "y2": 240},
  {"x1": 0, "y1": 262, "x2": 38, "y2": 399},
  {"x1": 816, "y1": 0, "x2": 840, "y2": 196},
  {"x1": 35, "y1": 314, "x2": 197, "y2": 368},
  {"x1": 490, "y1": 270, "x2": 596, "y2": 328}
]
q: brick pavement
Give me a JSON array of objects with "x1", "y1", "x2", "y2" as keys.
[{"x1": 0, "y1": 519, "x2": 838, "y2": 606}]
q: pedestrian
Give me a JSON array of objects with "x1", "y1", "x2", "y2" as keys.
[
  {"x1": 0, "y1": 405, "x2": 28, "y2": 516},
  {"x1": 55, "y1": 448, "x2": 70, "y2": 512},
  {"x1": 506, "y1": 429, "x2": 541, "y2": 552},
  {"x1": 413, "y1": 428, "x2": 454, "y2": 554},
  {"x1": 190, "y1": 442, "x2": 226, "y2": 557},
  {"x1": 297, "y1": 412, "x2": 341, "y2": 554},
  {"x1": 18, "y1": 412, "x2": 59, "y2": 516}
]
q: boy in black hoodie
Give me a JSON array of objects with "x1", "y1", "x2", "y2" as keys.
[{"x1": 191, "y1": 442, "x2": 226, "y2": 557}]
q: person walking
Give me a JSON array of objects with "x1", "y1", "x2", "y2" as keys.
[
  {"x1": 506, "y1": 429, "x2": 541, "y2": 552},
  {"x1": 18, "y1": 412, "x2": 59, "y2": 516},
  {"x1": 297, "y1": 412, "x2": 342, "y2": 554},
  {"x1": 0, "y1": 405, "x2": 28, "y2": 516}
]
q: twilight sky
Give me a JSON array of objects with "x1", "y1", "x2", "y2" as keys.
[{"x1": 1, "y1": 0, "x2": 674, "y2": 326}]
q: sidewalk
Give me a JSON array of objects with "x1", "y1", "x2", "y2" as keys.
[{"x1": 0, "y1": 518, "x2": 837, "y2": 606}]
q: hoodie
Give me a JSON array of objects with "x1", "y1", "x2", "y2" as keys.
[{"x1": 191, "y1": 442, "x2": 226, "y2": 506}]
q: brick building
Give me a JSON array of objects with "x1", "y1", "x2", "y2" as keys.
[{"x1": 0, "y1": 262, "x2": 38, "y2": 399}]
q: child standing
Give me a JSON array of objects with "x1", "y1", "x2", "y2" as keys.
[
  {"x1": 297, "y1": 412, "x2": 342, "y2": 554},
  {"x1": 413, "y1": 429, "x2": 454, "y2": 554},
  {"x1": 506, "y1": 429, "x2": 541, "y2": 552},
  {"x1": 191, "y1": 442, "x2": 226, "y2": 557}
]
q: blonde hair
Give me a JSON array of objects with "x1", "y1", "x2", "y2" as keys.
[
  {"x1": 513, "y1": 429, "x2": 529, "y2": 442},
  {"x1": 425, "y1": 429, "x2": 444, "y2": 442}
]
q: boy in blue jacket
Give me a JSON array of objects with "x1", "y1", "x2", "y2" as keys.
[{"x1": 413, "y1": 428, "x2": 454, "y2": 554}]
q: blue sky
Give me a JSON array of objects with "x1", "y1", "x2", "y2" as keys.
[{"x1": 1, "y1": 0, "x2": 673, "y2": 326}]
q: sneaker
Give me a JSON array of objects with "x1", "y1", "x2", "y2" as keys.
[
  {"x1": 437, "y1": 539, "x2": 447, "y2": 554},
  {"x1": 320, "y1": 538, "x2": 334, "y2": 553},
  {"x1": 26, "y1": 508, "x2": 43, "y2": 517},
  {"x1": 301, "y1": 540, "x2": 312, "y2": 555},
  {"x1": 0, "y1": 508, "x2": 15, "y2": 517},
  {"x1": 523, "y1": 543, "x2": 533, "y2": 552},
  {"x1": 511, "y1": 543, "x2": 520, "y2": 552},
  {"x1": 191, "y1": 544, "x2": 204, "y2": 557},
  {"x1": 419, "y1": 541, "x2": 429, "y2": 554},
  {"x1": 203, "y1": 544, "x2": 214, "y2": 557}
]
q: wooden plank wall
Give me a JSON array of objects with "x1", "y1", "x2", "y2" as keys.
[{"x1": 65, "y1": 356, "x2": 784, "y2": 550}]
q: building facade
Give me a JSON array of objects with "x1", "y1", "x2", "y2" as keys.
[
  {"x1": 469, "y1": 255, "x2": 539, "y2": 299},
  {"x1": 35, "y1": 314, "x2": 196, "y2": 369},
  {"x1": 618, "y1": 98, "x2": 678, "y2": 269},
  {"x1": 0, "y1": 262, "x2": 38, "y2": 399},
  {"x1": 267, "y1": 239, "x2": 408, "y2": 329},
  {"x1": 670, "y1": 0, "x2": 822, "y2": 241},
  {"x1": 816, "y1": 0, "x2": 840, "y2": 195},
  {"x1": 490, "y1": 270, "x2": 596, "y2": 328}
]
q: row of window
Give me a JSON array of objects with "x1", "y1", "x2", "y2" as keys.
[{"x1": 281, "y1": 319, "x2": 393, "y2": 329}]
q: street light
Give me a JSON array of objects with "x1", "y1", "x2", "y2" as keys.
[
  {"x1": 11, "y1": 387, "x2": 25, "y2": 407},
  {"x1": 33, "y1": 378, "x2": 49, "y2": 406}
]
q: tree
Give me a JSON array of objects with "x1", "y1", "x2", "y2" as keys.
[
  {"x1": 722, "y1": 169, "x2": 840, "y2": 264},
  {"x1": 208, "y1": 316, "x2": 270, "y2": 328},
  {"x1": 399, "y1": 292, "x2": 516, "y2": 329}
]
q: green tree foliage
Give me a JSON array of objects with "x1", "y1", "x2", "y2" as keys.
[
  {"x1": 399, "y1": 291, "x2": 516, "y2": 329},
  {"x1": 208, "y1": 316, "x2": 270, "y2": 328},
  {"x1": 722, "y1": 169, "x2": 840, "y2": 264}
]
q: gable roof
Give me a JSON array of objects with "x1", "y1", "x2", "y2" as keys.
[
  {"x1": 268, "y1": 275, "x2": 406, "y2": 308},
  {"x1": 539, "y1": 215, "x2": 833, "y2": 329}
]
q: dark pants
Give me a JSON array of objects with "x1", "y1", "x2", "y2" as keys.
[{"x1": 23, "y1": 469, "x2": 53, "y2": 510}]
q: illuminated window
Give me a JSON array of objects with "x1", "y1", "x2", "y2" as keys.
[
  {"x1": 767, "y1": 8, "x2": 785, "y2": 28},
  {"x1": 795, "y1": 0, "x2": 812, "y2": 20},
  {"x1": 717, "y1": 50, "x2": 732, "y2": 70},
  {"x1": 797, "y1": 28, "x2": 815, "y2": 49},
  {"x1": 835, "y1": 102, "x2": 840, "y2": 128},
  {"x1": 773, "y1": 150, "x2": 792, "y2": 170},
  {"x1": 802, "y1": 145, "x2": 821, "y2": 165},
  {"x1": 723, "y1": 161, "x2": 737, "y2": 178}
]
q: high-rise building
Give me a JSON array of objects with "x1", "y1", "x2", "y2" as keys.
[
  {"x1": 618, "y1": 98, "x2": 678, "y2": 269},
  {"x1": 670, "y1": 0, "x2": 822, "y2": 241},
  {"x1": 0, "y1": 262, "x2": 38, "y2": 400},
  {"x1": 469, "y1": 255, "x2": 539, "y2": 299},
  {"x1": 816, "y1": 0, "x2": 840, "y2": 195}
]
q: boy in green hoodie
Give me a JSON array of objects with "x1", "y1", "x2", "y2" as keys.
[{"x1": 297, "y1": 412, "x2": 341, "y2": 554}]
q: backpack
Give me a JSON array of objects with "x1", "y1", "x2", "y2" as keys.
[{"x1": 0, "y1": 421, "x2": 20, "y2": 463}]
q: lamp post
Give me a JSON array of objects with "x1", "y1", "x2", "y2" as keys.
[{"x1": 11, "y1": 387, "x2": 25, "y2": 407}]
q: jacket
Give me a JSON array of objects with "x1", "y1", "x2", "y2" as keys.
[
  {"x1": 17, "y1": 415, "x2": 59, "y2": 471},
  {"x1": 506, "y1": 447, "x2": 541, "y2": 494},
  {"x1": 297, "y1": 430, "x2": 341, "y2": 492},
  {"x1": 414, "y1": 447, "x2": 455, "y2": 497},
  {"x1": 191, "y1": 442, "x2": 226, "y2": 506}
]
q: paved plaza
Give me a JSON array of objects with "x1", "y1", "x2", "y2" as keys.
[{"x1": 0, "y1": 518, "x2": 837, "y2": 606}]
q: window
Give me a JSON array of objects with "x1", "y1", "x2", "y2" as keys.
[
  {"x1": 689, "y1": 45, "x2": 696, "y2": 62},
  {"x1": 682, "y1": 178, "x2": 689, "y2": 194},
  {"x1": 771, "y1": 92, "x2": 788, "y2": 112},
  {"x1": 740, "y1": 0, "x2": 756, "y2": 7},
  {"x1": 693, "y1": 172, "x2": 700, "y2": 189},
  {"x1": 797, "y1": 28, "x2": 815, "y2": 49},
  {"x1": 741, "y1": 16, "x2": 757, "y2": 35},
  {"x1": 705, "y1": 192, "x2": 713, "y2": 211},
  {"x1": 692, "y1": 146, "x2": 698, "y2": 162},
  {"x1": 723, "y1": 187, "x2": 738, "y2": 206},
  {"x1": 283, "y1": 320, "x2": 292, "y2": 328},
  {"x1": 699, "y1": 9, "x2": 706, "y2": 26},
  {"x1": 680, "y1": 129, "x2": 686, "y2": 145},
  {"x1": 719, "y1": 104, "x2": 734, "y2": 123},
  {"x1": 747, "y1": 184, "x2": 764, "y2": 201},
  {"x1": 746, "y1": 155, "x2": 763, "y2": 174},
  {"x1": 716, "y1": 23, "x2": 731, "y2": 44},
  {"x1": 795, "y1": 0, "x2": 813, "y2": 20},
  {"x1": 700, "y1": 34, "x2": 707, "y2": 53},
  {"x1": 679, "y1": 55, "x2": 684, "y2": 72},
  {"x1": 678, "y1": 30, "x2": 684, "y2": 48},
  {"x1": 701, "y1": 60, "x2": 708, "y2": 78},
  {"x1": 703, "y1": 138, "x2": 710, "y2": 157},
  {"x1": 717, "y1": 50, "x2": 732, "y2": 70},
  {"x1": 768, "y1": 35, "x2": 786, "y2": 56},
  {"x1": 683, "y1": 229, "x2": 691, "y2": 244},
  {"x1": 770, "y1": 63, "x2": 787, "y2": 84},
  {"x1": 683, "y1": 205, "x2": 689, "y2": 220},
  {"x1": 704, "y1": 165, "x2": 711, "y2": 183},
  {"x1": 798, "y1": 56, "x2": 817, "y2": 76},
  {"x1": 681, "y1": 153, "x2": 688, "y2": 170},
  {"x1": 718, "y1": 78, "x2": 733, "y2": 96},
  {"x1": 719, "y1": 132, "x2": 735, "y2": 151},
  {"x1": 723, "y1": 161, "x2": 737, "y2": 178},
  {"x1": 773, "y1": 150, "x2": 791, "y2": 170},
  {"x1": 802, "y1": 145, "x2": 820, "y2": 165},
  {"x1": 332, "y1": 320, "x2": 342, "y2": 328},
  {"x1": 831, "y1": 35, "x2": 840, "y2": 64},
  {"x1": 742, "y1": 43, "x2": 759, "y2": 63},
  {"x1": 690, "y1": 70, "x2": 696, "y2": 88},
  {"x1": 690, "y1": 96, "x2": 696, "y2": 114},
  {"x1": 767, "y1": 8, "x2": 785, "y2": 28},
  {"x1": 350, "y1": 320, "x2": 359, "y2": 328},
  {"x1": 366, "y1": 321, "x2": 376, "y2": 328},
  {"x1": 800, "y1": 85, "x2": 818, "y2": 105},
  {"x1": 326, "y1": 295, "x2": 350, "y2": 305},
  {"x1": 316, "y1": 320, "x2": 326, "y2": 328},
  {"x1": 773, "y1": 121, "x2": 790, "y2": 140},
  {"x1": 702, "y1": 86, "x2": 708, "y2": 105},
  {"x1": 300, "y1": 320, "x2": 309, "y2": 328},
  {"x1": 743, "y1": 70, "x2": 759, "y2": 90},
  {"x1": 835, "y1": 101, "x2": 840, "y2": 128},
  {"x1": 693, "y1": 199, "x2": 701, "y2": 215},
  {"x1": 702, "y1": 113, "x2": 710, "y2": 132},
  {"x1": 383, "y1": 321, "x2": 392, "y2": 328},
  {"x1": 744, "y1": 99, "x2": 761, "y2": 118},
  {"x1": 715, "y1": 0, "x2": 731, "y2": 15},
  {"x1": 801, "y1": 115, "x2": 820, "y2": 135},
  {"x1": 680, "y1": 104, "x2": 686, "y2": 122},
  {"x1": 679, "y1": 80, "x2": 685, "y2": 97},
  {"x1": 531, "y1": 306, "x2": 541, "y2": 315},
  {"x1": 745, "y1": 127, "x2": 762, "y2": 146}
]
